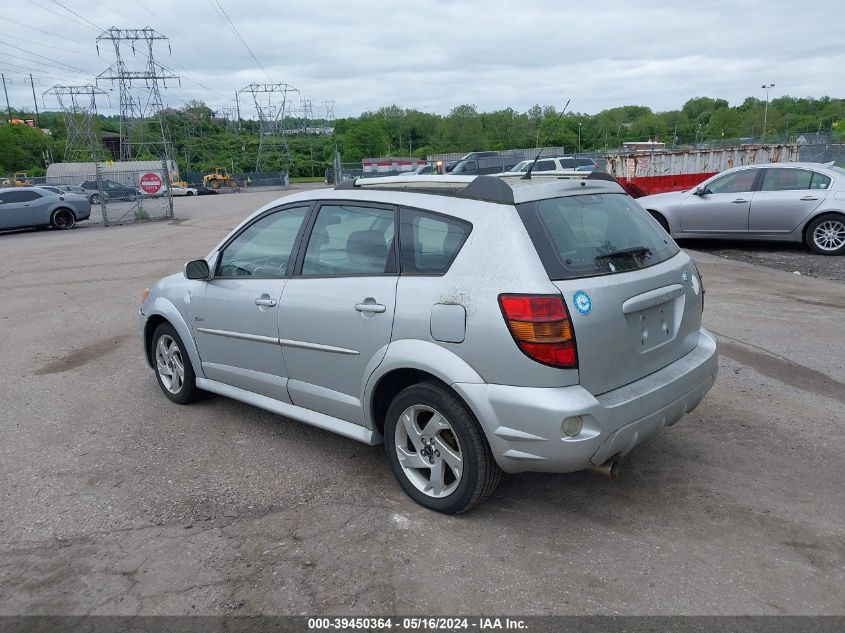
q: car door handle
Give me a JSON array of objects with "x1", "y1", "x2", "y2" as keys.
[
  {"x1": 355, "y1": 302, "x2": 386, "y2": 313},
  {"x1": 800, "y1": 196, "x2": 819, "y2": 201},
  {"x1": 254, "y1": 297, "x2": 277, "y2": 307},
  {"x1": 732, "y1": 198, "x2": 749, "y2": 204}
]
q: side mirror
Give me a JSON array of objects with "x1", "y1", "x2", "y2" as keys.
[
  {"x1": 184, "y1": 259, "x2": 211, "y2": 280},
  {"x1": 694, "y1": 186, "x2": 710, "y2": 196}
]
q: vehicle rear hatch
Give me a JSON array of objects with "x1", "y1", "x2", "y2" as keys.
[{"x1": 516, "y1": 192, "x2": 703, "y2": 395}]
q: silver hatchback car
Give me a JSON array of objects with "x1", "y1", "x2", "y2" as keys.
[
  {"x1": 140, "y1": 174, "x2": 718, "y2": 513},
  {"x1": 638, "y1": 163, "x2": 845, "y2": 255}
]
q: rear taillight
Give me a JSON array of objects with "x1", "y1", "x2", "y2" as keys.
[{"x1": 498, "y1": 294, "x2": 578, "y2": 369}]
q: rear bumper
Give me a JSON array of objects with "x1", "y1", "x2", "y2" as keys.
[{"x1": 453, "y1": 329, "x2": 718, "y2": 474}]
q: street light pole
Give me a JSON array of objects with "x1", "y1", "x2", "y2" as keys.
[
  {"x1": 761, "y1": 83, "x2": 775, "y2": 143},
  {"x1": 577, "y1": 122, "x2": 582, "y2": 156}
]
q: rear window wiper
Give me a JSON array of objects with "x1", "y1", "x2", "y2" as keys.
[{"x1": 595, "y1": 245, "x2": 652, "y2": 260}]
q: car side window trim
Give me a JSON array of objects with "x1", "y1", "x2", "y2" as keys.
[
  {"x1": 212, "y1": 201, "x2": 314, "y2": 279},
  {"x1": 398, "y1": 205, "x2": 473, "y2": 277},
  {"x1": 290, "y1": 200, "x2": 400, "y2": 278}
]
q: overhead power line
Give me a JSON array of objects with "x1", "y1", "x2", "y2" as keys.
[
  {"x1": 0, "y1": 63, "x2": 74, "y2": 82},
  {"x1": 211, "y1": 0, "x2": 273, "y2": 83},
  {"x1": 0, "y1": 38, "x2": 92, "y2": 75},
  {"x1": 0, "y1": 32, "x2": 98, "y2": 57},
  {"x1": 24, "y1": 0, "x2": 99, "y2": 31},
  {"x1": 1, "y1": 15, "x2": 100, "y2": 48},
  {"x1": 48, "y1": 0, "x2": 103, "y2": 31}
]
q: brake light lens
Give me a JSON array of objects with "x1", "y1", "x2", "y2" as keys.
[{"x1": 498, "y1": 294, "x2": 577, "y2": 368}]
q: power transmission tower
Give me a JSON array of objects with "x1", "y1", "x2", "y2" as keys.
[
  {"x1": 96, "y1": 27, "x2": 178, "y2": 161},
  {"x1": 181, "y1": 115, "x2": 208, "y2": 179},
  {"x1": 323, "y1": 100, "x2": 335, "y2": 125},
  {"x1": 44, "y1": 85, "x2": 108, "y2": 161},
  {"x1": 220, "y1": 106, "x2": 237, "y2": 129},
  {"x1": 299, "y1": 97, "x2": 315, "y2": 176},
  {"x1": 240, "y1": 82, "x2": 299, "y2": 173}
]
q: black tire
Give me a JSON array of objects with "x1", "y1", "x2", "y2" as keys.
[
  {"x1": 648, "y1": 210, "x2": 670, "y2": 234},
  {"x1": 90, "y1": 193, "x2": 101, "y2": 204},
  {"x1": 208, "y1": 179, "x2": 221, "y2": 190},
  {"x1": 50, "y1": 208, "x2": 76, "y2": 230},
  {"x1": 186, "y1": 190, "x2": 194, "y2": 196},
  {"x1": 384, "y1": 381, "x2": 501, "y2": 514},
  {"x1": 151, "y1": 322, "x2": 200, "y2": 404},
  {"x1": 127, "y1": 192, "x2": 137, "y2": 202},
  {"x1": 805, "y1": 213, "x2": 845, "y2": 255}
]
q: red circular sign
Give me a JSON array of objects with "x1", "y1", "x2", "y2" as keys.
[{"x1": 140, "y1": 172, "x2": 162, "y2": 194}]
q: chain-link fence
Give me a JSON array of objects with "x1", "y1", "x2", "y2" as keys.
[
  {"x1": 182, "y1": 171, "x2": 290, "y2": 190},
  {"x1": 43, "y1": 161, "x2": 173, "y2": 225},
  {"x1": 798, "y1": 143, "x2": 845, "y2": 166}
]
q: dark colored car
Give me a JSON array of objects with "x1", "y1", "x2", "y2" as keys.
[
  {"x1": 80, "y1": 179, "x2": 138, "y2": 202},
  {"x1": 188, "y1": 183, "x2": 219, "y2": 196}
]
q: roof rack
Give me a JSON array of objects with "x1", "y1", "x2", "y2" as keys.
[{"x1": 335, "y1": 171, "x2": 621, "y2": 205}]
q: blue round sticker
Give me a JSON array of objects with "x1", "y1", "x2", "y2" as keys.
[{"x1": 573, "y1": 290, "x2": 592, "y2": 315}]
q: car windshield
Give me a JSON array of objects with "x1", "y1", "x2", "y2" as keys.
[{"x1": 516, "y1": 193, "x2": 679, "y2": 280}]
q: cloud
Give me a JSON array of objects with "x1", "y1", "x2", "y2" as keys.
[{"x1": 1, "y1": 0, "x2": 842, "y2": 118}]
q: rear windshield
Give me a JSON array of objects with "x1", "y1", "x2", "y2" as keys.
[{"x1": 516, "y1": 193, "x2": 679, "y2": 280}]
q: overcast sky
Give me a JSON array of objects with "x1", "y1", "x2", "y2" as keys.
[{"x1": 1, "y1": 0, "x2": 843, "y2": 120}]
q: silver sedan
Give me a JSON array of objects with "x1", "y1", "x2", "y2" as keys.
[
  {"x1": 638, "y1": 163, "x2": 845, "y2": 255},
  {"x1": 0, "y1": 187, "x2": 91, "y2": 231}
]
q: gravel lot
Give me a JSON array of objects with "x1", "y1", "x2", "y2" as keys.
[
  {"x1": 1, "y1": 188, "x2": 843, "y2": 616},
  {"x1": 678, "y1": 238, "x2": 845, "y2": 283}
]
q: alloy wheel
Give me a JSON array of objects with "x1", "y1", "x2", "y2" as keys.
[
  {"x1": 155, "y1": 334, "x2": 185, "y2": 394},
  {"x1": 394, "y1": 404, "x2": 463, "y2": 498},
  {"x1": 813, "y1": 220, "x2": 845, "y2": 252},
  {"x1": 53, "y1": 209, "x2": 74, "y2": 229}
]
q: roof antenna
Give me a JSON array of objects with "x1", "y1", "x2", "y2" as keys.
[{"x1": 523, "y1": 99, "x2": 571, "y2": 180}]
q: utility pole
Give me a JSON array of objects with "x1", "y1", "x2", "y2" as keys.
[
  {"x1": 234, "y1": 91, "x2": 241, "y2": 133},
  {"x1": 577, "y1": 122, "x2": 582, "y2": 155},
  {"x1": 300, "y1": 97, "x2": 314, "y2": 177},
  {"x1": 761, "y1": 83, "x2": 775, "y2": 143},
  {"x1": 2, "y1": 74, "x2": 12, "y2": 123},
  {"x1": 96, "y1": 27, "x2": 178, "y2": 161},
  {"x1": 29, "y1": 75, "x2": 40, "y2": 127}
]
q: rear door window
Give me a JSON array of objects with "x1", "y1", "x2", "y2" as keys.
[
  {"x1": 516, "y1": 194, "x2": 679, "y2": 279},
  {"x1": 399, "y1": 208, "x2": 471, "y2": 274},
  {"x1": 761, "y1": 168, "x2": 813, "y2": 191},
  {"x1": 535, "y1": 160, "x2": 556, "y2": 172},
  {"x1": 301, "y1": 204, "x2": 396, "y2": 276}
]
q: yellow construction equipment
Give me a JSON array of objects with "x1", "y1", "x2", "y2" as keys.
[
  {"x1": 203, "y1": 167, "x2": 238, "y2": 190},
  {"x1": 1, "y1": 172, "x2": 33, "y2": 187}
]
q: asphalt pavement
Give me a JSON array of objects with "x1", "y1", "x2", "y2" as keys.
[{"x1": 0, "y1": 187, "x2": 843, "y2": 615}]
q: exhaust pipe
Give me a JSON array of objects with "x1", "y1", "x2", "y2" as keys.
[{"x1": 590, "y1": 459, "x2": 620, "y2": 479}]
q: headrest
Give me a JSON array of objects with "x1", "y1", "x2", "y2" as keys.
[{"x1": 347, "y1": 230, "x2": 388, "y2": 270}]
